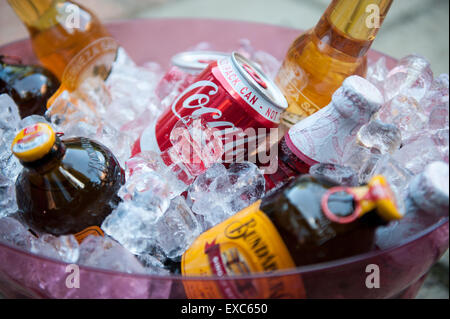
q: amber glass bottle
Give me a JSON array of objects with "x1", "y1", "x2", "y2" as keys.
[
  {"x1": 12, "y1": 123, "x2": 124, "y2": 240},
  {"x1": 7, "y1": 0, "x2": 118, "y2": 97},
  {"x1": 181, "y1": 175, "x2": 402, "y2": 298},
  {"x1": 276, "y1": 0, "x2": 393, "y2": 126},
  {"x1": 0, "y1": 56, "x2": 60, "y2": 118}
]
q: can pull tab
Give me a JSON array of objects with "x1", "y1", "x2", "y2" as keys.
[
  {"x1": 321, "y1": 175, "x2": 403, "y2": 224},
  {"x1": 242, "y1": 63, "x2": 267, "y2": 89}
]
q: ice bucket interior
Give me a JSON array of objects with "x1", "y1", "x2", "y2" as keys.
[{"x1": 0, "y1": 18, "x2": 448, "y2": 299}]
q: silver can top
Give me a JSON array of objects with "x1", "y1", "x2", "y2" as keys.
[
  {"x1": 231, "y1": 52, "x2": 288, "y2": 112},
  {"x1": 171, "y1": 51, "x2": 230, "y2": 74}
]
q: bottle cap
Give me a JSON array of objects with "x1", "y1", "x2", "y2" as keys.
[
  {"x1": 321, "y1": 175, "x2": 403, "y2": 224},
  {"x1": 333, "y1": 75, "x2": 384, "y2": 118},
  {"x1": 11, "y1": 123, "x2": 56, "y2": 162},
  {"x1": 408, "y1": 161, "x2": 449, "y2": 213}
]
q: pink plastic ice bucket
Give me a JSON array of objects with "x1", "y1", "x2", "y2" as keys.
[{"x1": 0, "y1": 19, "x2": 448, "y2": 299}]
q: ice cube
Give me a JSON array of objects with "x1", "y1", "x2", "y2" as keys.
[
  {"x1": 309, "y1": 163, "x2": 359, "y2": 186},
  {"x1": 18, "y1": 115, "x2": 51, "y2": 129},
  {"x1": 155, "y1": 66, "x2": 195, "y2": 103},
  {"x1": 78, "y1": 235, "x2": 148, "y2": 274},
  {"x1": 428, "y1": 103, "x2": 449, "y2": 130},
  {"x1": 0, "y1": 94, "x2": 21, "y2": 137},
  {"x1": 422, "y1": 73, "x2": 449, "y2": 114},
  {"x1": 103, "y1": 193, "x2": 201, "y2": 261},
  {"x1": 0, "y1": 217, "x2": 34, "y2": 250},
  {"x1": 357, "y1": 119, "x2": 402, "y2": 154},
  {"x1": 366, "y1": 57, "x2": 389, "y2": 94},
  {"x1": 227, "y1": 162, "x2": 266, "y2": 212},
  {"x1": 343, "y1": 144, "x2": 382, "y2": 184},
  {"x1": 0, "y1": 174, "x2": 18, "y2": 218},
  {"x1": 188, "y1": 162, "x2": 265, "y2": 229},
  {"x1": 377, "y1": 95, "x2": 428, "y2": 142},
  {"x1": 30, "y1": 234, "x2": 79, "y2": 263},
  {"x1": 153, "y1": 196, "x2": 202, "y2": 260},
  {"x1": 124, "y1": 151, "x2": 187, "y2": 199},
  {"x1": 393, "y1": 130, "x2": 448, "y2": 174},
  {"x1": 102, "y1": 189, "x2": 169, "y2": 256},
  {"x1": 136, "y1": 254, "x2": 171, "y2": 275},
  {"x1": 383, "y1": 54, "x2": 434, "y2": 102}
]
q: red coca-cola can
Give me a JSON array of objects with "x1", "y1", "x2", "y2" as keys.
[{"x1": 132, "y1": 52, "x2": 288, "y2": 158}]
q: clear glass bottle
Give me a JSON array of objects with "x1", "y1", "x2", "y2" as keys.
[
  {"x1": 276, "y1": 0, "x2": 393, "y2": 126},
  {"x1": 7, "y1": 0, "x2": 119, "y2": 96}
]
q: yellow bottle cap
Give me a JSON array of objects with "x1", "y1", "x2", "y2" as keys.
[
  {"x1": 366, "y1": 175, "x2": 404, "y2": 221},
  {"x1": 11, "y1": 123, "x2": 56, "y2": 162},
  {"x1": 321, "y1": 175, "x2": 403, "y2": 224}
]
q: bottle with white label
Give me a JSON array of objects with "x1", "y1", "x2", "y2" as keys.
[
  {"x1": 265, "y1": 75, "x2": 384, "y2": 192},
  {"x1": 12, "y1": 123, "x2": 125, "y2": 242}
]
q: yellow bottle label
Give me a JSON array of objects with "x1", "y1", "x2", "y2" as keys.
[
  {"x1": 74, "y1": 226, "x2": 104, "y2": 244},
  {"x1": 181, "y1": 201, "x2": 306, "y2": 299},
  {"x1": 11, "y1": 123, "x2": 56, "y2": 162}
]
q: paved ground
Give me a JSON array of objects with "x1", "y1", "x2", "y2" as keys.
[{"x1": 0, "y1": 0, "x2": 448, "y2": 299}]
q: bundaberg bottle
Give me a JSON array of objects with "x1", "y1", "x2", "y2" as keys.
[
  {"x1": 11, "y1": 123, "x2": 125, "y2": 242},
  {"x1": 276, "y1": 0, "x2": 393, "y2": 126},
  {"x1": 181, "y1": 174, "x2": 403, "y2": 298}
]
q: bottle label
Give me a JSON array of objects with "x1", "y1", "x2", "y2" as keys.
[
  {"x1": 62, "y1": 37, "x2": 119, "y2": 90},
  {"x1": 181, "y1": 201, "x2": 305, "y2": 299},
  {"x1": 74, "y1": 226, "x2": 104, "y2": 244}
]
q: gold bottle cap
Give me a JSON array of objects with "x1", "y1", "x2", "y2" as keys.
[{"x1": 11, "y1": 123, "x2": 56, "y2": 162}]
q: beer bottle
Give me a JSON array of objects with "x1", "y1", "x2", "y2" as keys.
[
  {"x1": 265, "y1": 75, "x2": 383, "y2": 192},
  {"x1": 11, "y1": 123, "x2": 125, "y2": 242},
  {"x1": 7, "y1": 0, "x2": 119, "y2": 102},
  {"x1": 276, "y1": 0, "x2": 393, "y2": 126},
  {"x1": 0, "y1": 55, "x2": 60, "y2": 118},
  {"x1": 181, "y1": 174, "x2": 403, "y2": 298}
]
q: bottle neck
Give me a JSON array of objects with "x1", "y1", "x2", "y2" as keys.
[
  {"x1": 314, "y1": 0, "x2": 393, "y2": 57},
  {"x1": 7, "y1": 0, "x2": 64, "y2": 30},
  {"x1": 21, "y1": 138, "x2": 66, "y2": 174}
]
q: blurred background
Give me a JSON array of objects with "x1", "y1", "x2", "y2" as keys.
[{"x1": 0, "y1": 0, "x2": 448, "y2": 299}]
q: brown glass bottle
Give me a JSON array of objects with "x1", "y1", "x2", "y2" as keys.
[
  {"x1": 181, "y1": 174, "x2": 402, "y2": 298},
  {"x1": 12, "y1": 123, "x2": 125, "y2": 237},
  {"x1": 276, "y1": 0, "x2": 393, "y2": 126},
  {"x1": 260, "y1": 175, "x2": 392, "y2": 266},
  {"x1": 0, "y1": 56, "x2": 60, "y2": 118}
]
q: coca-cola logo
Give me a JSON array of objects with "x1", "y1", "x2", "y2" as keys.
[{"x1": 171, "y1": 80, "x2": 221, "y2": 121}]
